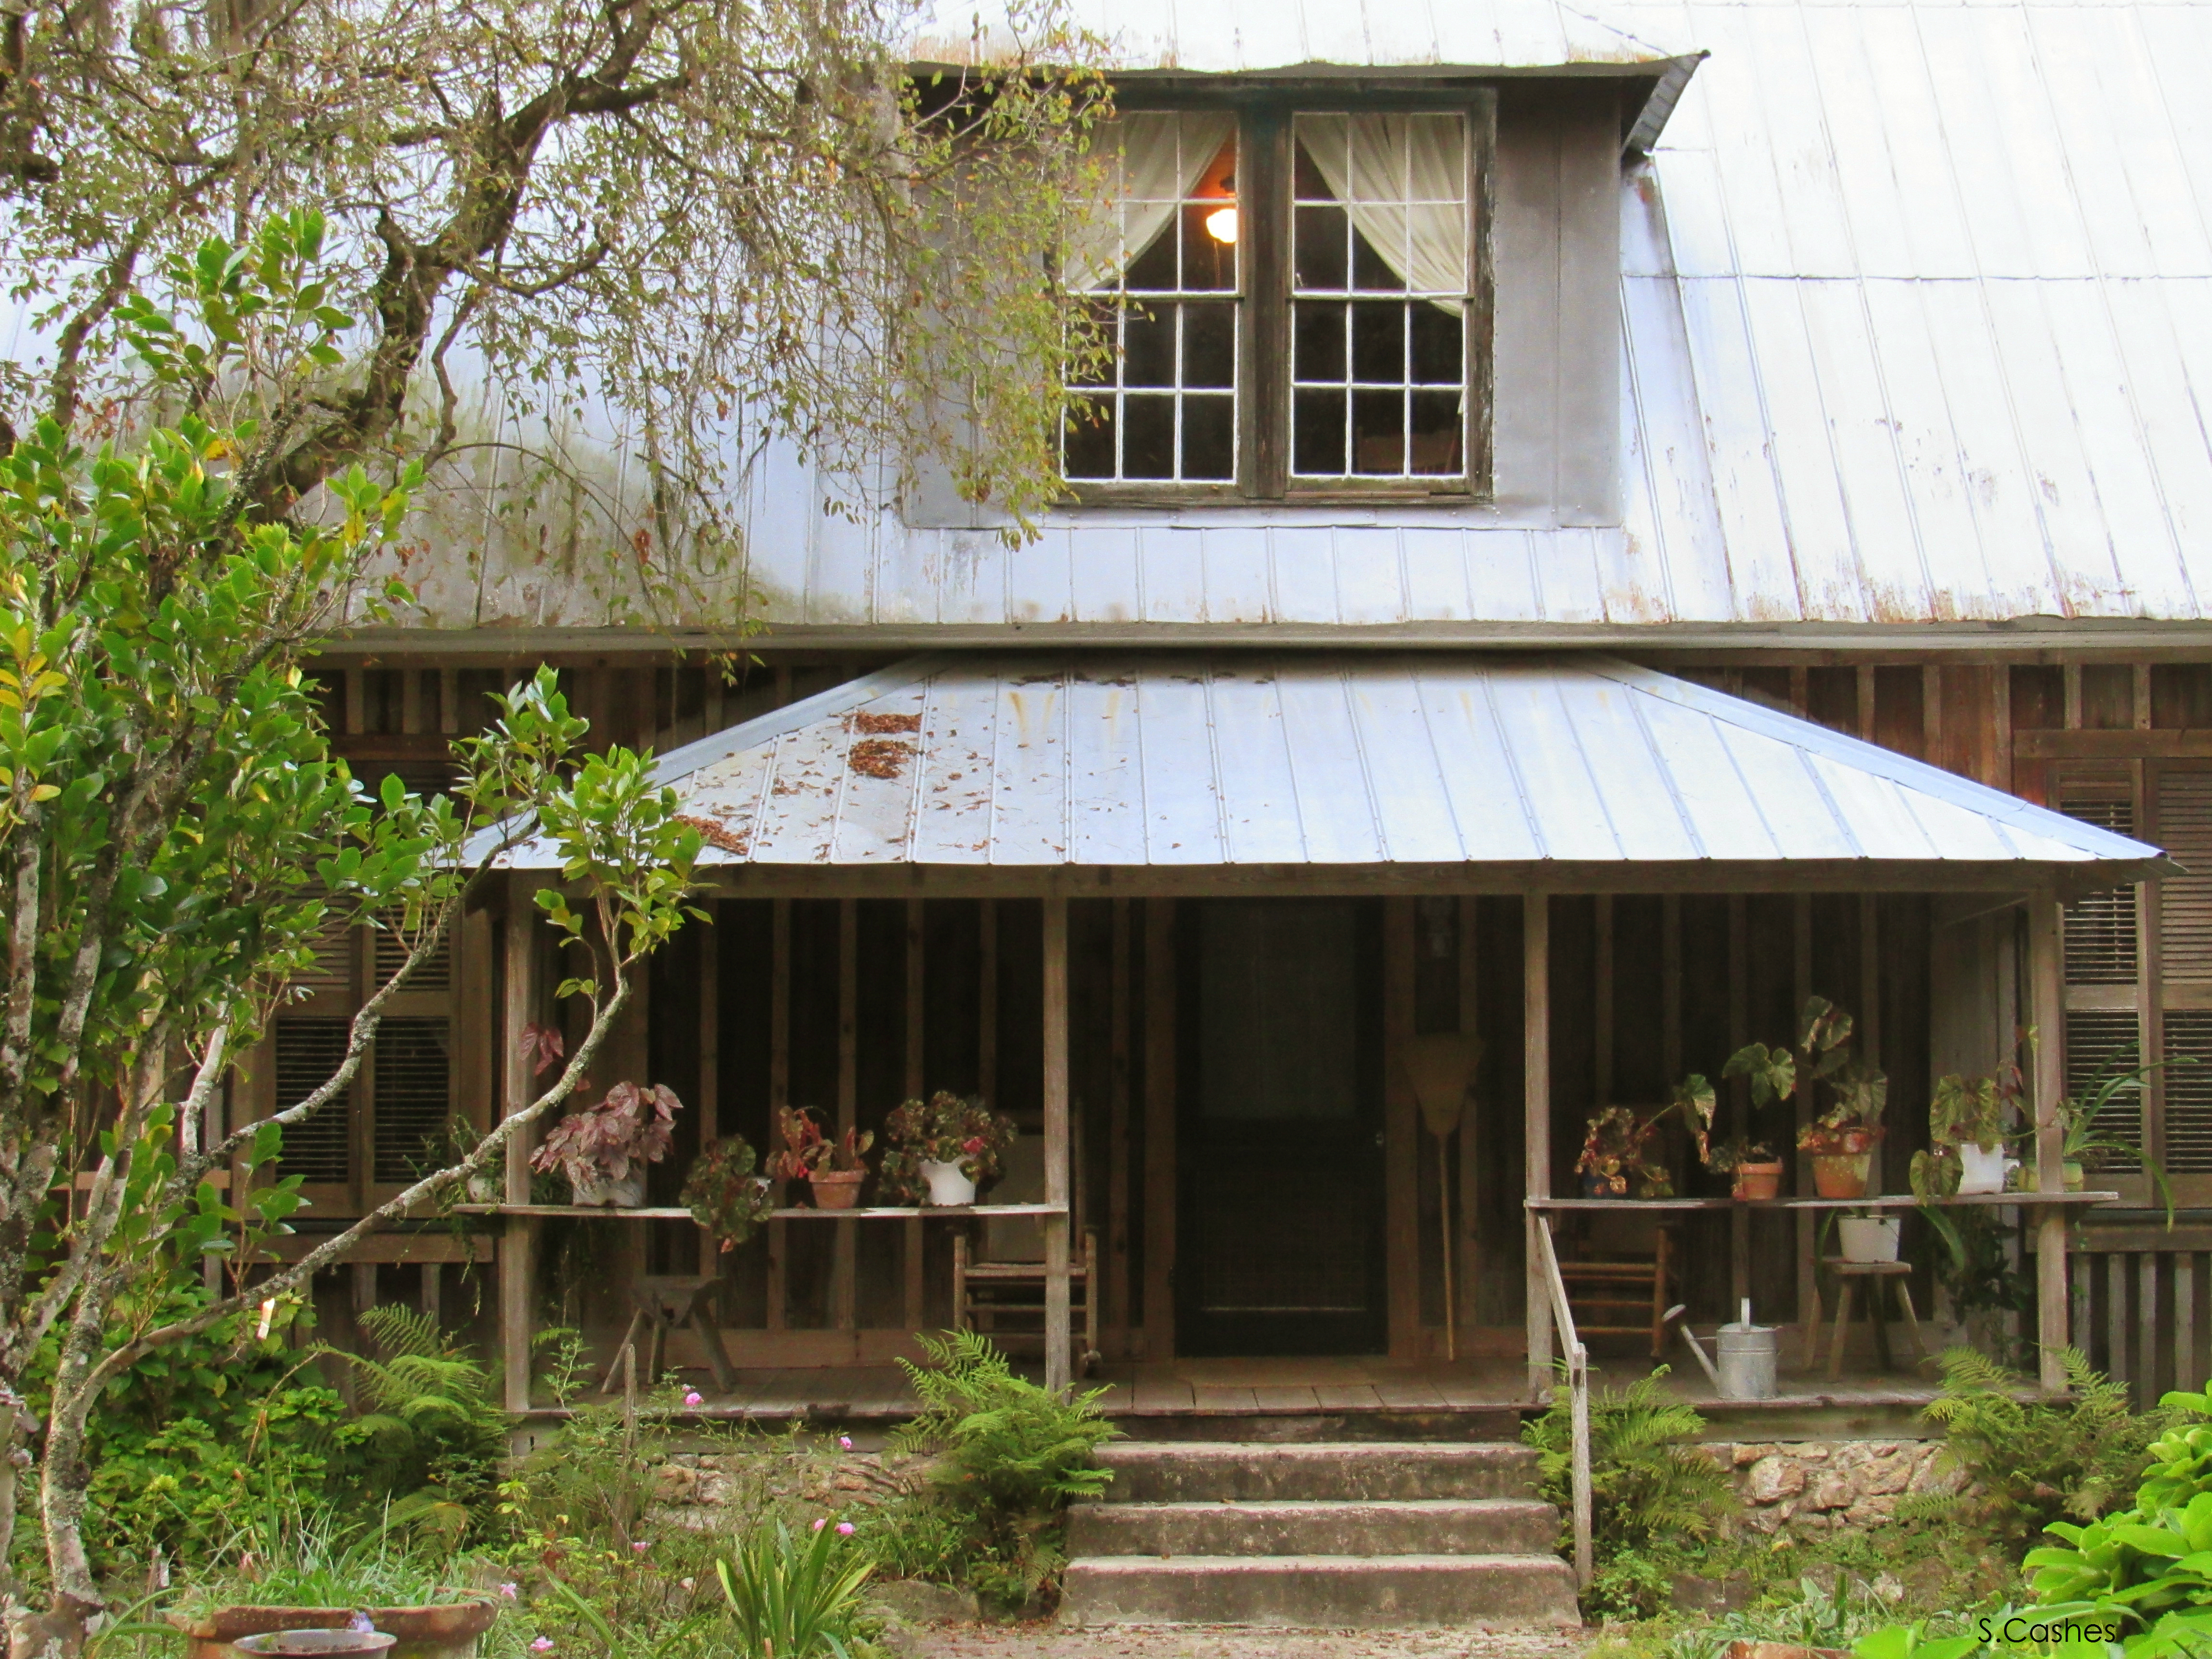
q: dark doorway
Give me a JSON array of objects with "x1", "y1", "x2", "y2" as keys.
[{"x1": 1177, "y1": 898, "x2": 1386, "y2": 1356}]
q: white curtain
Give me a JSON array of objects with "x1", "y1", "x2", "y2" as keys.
[
  {"x1": 1297, "y1": 113, "x2": 1467, "y2": 298},
  {"x1": 1062, "y1": 111, "x2": 1239, "y2": 293}
]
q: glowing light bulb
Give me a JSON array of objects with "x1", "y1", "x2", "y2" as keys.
[{"x1": 1204, "y1": 205, "x2": 1239, "y2": 244}]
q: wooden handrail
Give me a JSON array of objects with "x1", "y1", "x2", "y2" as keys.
[{"x1": 1531, "y1": 1215, "x2": 1593, "y2": 1591}]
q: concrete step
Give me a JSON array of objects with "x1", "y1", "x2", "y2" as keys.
[
  {"x1": 1094, "y1": 1439, "x2": 1542, "y2": 1504},
  {"x1": 1067, "y1": 1497, "x2": 1559, "y2": 1558},
  {"x1": 1110, "y1": 1409, "x2": 1523, "y2": 1444},
  {"x1": 1058, "y1": 1554, "x2": 1582, "y2": 1628}
]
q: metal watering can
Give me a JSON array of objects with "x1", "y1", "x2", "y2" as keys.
[{"x1": 1665, "y1": 1299, "x2": 1778, "y2": 1400}]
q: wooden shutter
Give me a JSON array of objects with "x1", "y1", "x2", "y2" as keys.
[
  {"x1": 2154, "y1": 766, "x2": 2212, "y2": 1186},
  {"x1": 273, "y1": 1018, "x2": 352, "y2": 1182},
  {"x1": 2060, "y1": 781, "x2": 2138, "y2": 983},
  {"x1": 375, "y1": 926, "x2": 451, "y2": 992},
  {"x1": 2059, "y1": 774, "x2": 2146, "y2": 1172},
  {"x1": 2156, "y1": 770, "x2": 2212, "y2": 978},
  {"x1": 371, "y1": 1018, "x2": 452, "y2": 1182}
]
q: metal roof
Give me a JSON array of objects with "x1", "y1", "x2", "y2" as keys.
[
  {"x1": 380, "y1": 0, "x2": 2212, "y2": 649},
  {"x1": 490, "y1": 655, "x2": 2167, "y2": 883}
]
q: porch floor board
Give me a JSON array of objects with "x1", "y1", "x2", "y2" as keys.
[{"x1": 632, "y1": 1348, "x2": 1946, "y2": 1423}]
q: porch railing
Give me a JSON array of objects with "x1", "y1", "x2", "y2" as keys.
[{"x1": 1531, "y1": 1214, "x2": 1593, "y2": 1588}]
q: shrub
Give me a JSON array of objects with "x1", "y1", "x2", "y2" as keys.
[
  {"x1": 1908, "y1": 1347, "x2": 2161, "y2": 1546},
  {"x1": 888, "y1": 1331, "x2": 1116, "y2": 1609},
  {"x1": 325, "y1": 1305, "x2": 509, "y2": 1549}
]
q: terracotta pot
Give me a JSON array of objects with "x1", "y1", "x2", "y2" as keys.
[
  {"x1": 921, "y1": 1159, "x2": 978, "y2": 1206},
  {"x1": 810, "y1": 1168, "x2": 865, "y2": 1209},
  {"x1": 170, "y1": 1603, "x2": 498, "y2": 1659},
  {"x1": 1811, "y1": 1152, "x2": 1871, "y2": 1199},
  {"x1": 1731, "y1": 1161, "x2": 1785, "y2": 1201}
]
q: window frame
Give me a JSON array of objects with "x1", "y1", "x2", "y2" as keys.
[{"x1": 1063, "y1": 85, "x2": 1496, "y2": 508}]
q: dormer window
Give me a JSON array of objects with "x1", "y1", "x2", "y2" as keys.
[{"x1": 1062, "y1": 96, "x2": 1492, "y2": 502}]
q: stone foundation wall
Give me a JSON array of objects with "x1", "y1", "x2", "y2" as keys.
[
  {"x1": 1708, "y1": 1439, "x2": 1964, "y2": 1534},
  {"x1": 649, "y1": 1444, "x2": 925, "y2": 1526}
]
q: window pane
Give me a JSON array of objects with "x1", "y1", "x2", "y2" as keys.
[
  {"x1": 1124, "y1": 394, "x2": 1175, "y2": 479},
  {"x1": 1403, "y1": 198, "x2": 1465, "y2": 294},
  {"x1": 1293, "y1": 389, "x2": 1347, "y2": 474},
  {"x1": 1351, "y1": 228, "x2": 1404, "y2": 293},
  {"x1": 1186, "y1": 302, "x2": 1235, "y2": 389},
  {"x1": 1292, "y1": 117, "x2": 1346, "y2": 199},
  {"x1": 1410, "y1": 392, "x2": 1462, "y2": 474},
  {"x1": 1073, "y1": 299, "x2": 1119, "y2": 388},
  {"x1": 1064, "y1": 395, "x2": 1117, "y2": 479},
  {"x1": 1293, "y1": 303, "x2": 1345, "y2": 384},
  {"x1": 1125, "y1": 225, "x2": 1177, "y2": 292},
  {"x1": 1183, "y1": 395, "x2": 1235, "y2": 481},
  {"x1": 1352, "y1": 388, "x2": 1405, "y2": 475},
  {"x1": 1125, "y1": 306, "x2": 1175, "y2": 388},
  {"x1": 1182, "y1": 203, "x2": 1238, "y2": 292},
  {"x1": 1350, "y1": 303, "x2": 1404, "y2": 383},
  {"x1": 1411, "y1": 304, "x2": 1463, "y2": 383},
  {"x1": 1295, "y1": 205, "x2": 1348, "y2": 290}
]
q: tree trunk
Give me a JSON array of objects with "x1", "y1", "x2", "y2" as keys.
[{"x1": 14, "y1": 1285, "x2": 113, "y2": 1659}]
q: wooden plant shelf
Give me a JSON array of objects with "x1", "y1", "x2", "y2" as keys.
[
  {"x1": 457, "y1": 1202, "x2": 1068, "y2": 1220},
  {"x1": 1527, "y1": 1192, "x2": 2119, "y2": 1212}
]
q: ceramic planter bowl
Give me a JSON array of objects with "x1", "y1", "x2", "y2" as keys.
[
  {"x1": 810, "y1": 1168, "x2": 865, "y2": 1209},
  {"x1": 1837, "y1": 1216, "x2": 1902, "y2": 1263},
  {"x1": 1957, "y1": 1142, "x2": 2010, "y2": 1195},
  {"x1": 1731, "y1": 1161, "x2": 1785, "y2": 1201},
  {"x1": 921, "y1": 1159, "x2": 978, "y2": 1206},
  {"x1": 172, "y1": 1601, "x2": 497, "y2": 1659},
  {"x1": 570, "y1": 1167, "x2": 646, "y2": 1207}
]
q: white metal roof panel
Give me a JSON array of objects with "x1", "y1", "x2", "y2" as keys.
[{"x1": 490, "y1": 654, "x2": 2169, "y2": 877}]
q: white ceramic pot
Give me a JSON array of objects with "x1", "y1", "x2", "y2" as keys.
[
  {"x1": 920, "y1": 1159, "x2": 977, "y2": 1207},
  {"x1": 1957, "y1": 1142, "x2": 2008, "y2": 1196},
  {"x1": 571, "y1": 1166, "x2": 646, "y2": 1208},
  {"x1": 1838, "y1": 1216, "x2": 1902, "y2": 1263}
]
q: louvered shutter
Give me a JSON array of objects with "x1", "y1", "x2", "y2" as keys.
[
  {"x1": 2061, "y1": 782, "x2": 2139, "y2": 983},
  {"x1": 274, "y1": 1018, "x2": 352, "y2": 1182},
  {"x1": 2156, "y1": 769, "x2": 2212, "y2": 1176},
  {"x1": 2059, "y1": 778, "x2": 2145, "y2": 1171},
  {"x1": 2065, "y1": 1009, "x2": 2145, "y2": 1170},
  {"x1": 375, "y1": 926, "x2": 450, "y2": 992},
  {"x1": 371, "y1": 1018, "x2": 452, "y2": 1182}
]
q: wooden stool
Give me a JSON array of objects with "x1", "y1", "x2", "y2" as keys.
[
  {"x1": 602, "y1": 1274, "x2": 734, "y2": 1396},
  {"x1": 1806, "y1": 1260, "x2": 1926, "y2": 1378}
]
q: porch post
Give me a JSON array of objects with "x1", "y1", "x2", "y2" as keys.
[
  {"x1": 1042, "y1": 896, "x2": 1073, "y2": 1395},
  {"x1": 2028, "y1": 886, "x2": 2069, "y2": 1392},
  {"x1": 500, "y1": 873, "x2": 543, "y2": 1415},
  {"x1": 1525, "y1": 893, "x2": 1553, "y2": 1399}
]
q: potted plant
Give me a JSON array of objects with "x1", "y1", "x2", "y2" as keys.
[
  {"x1": 681, "y1": 1134, "x2": 775, "y2": 1250},
  {"x1": 528, "y1": 1081, "x2": 679, "y2": 1207},
  {"x1": 766, "y1": 1105, "x2": 873, "y2": 1209},
  {"x1": 1798, "y1": 1060, "x2": 1888, "y2": 1199},
  {"x1": 1927, "y1": 1058, "x2": 2023, "y2": 1195},
  {"x1": 878, "y1": 1091, "x2": 1016, "y2": 1207},
  {"x1": 2054, "y1": 1052, "x2": 2182, "y2": 1222},
  {"x1": 1707, "y1": 1136, "x2": 1784, "y2": 1201},
  {"x1": 1573, "y1": 1106, "x2": 1675, "y2": 1199}
]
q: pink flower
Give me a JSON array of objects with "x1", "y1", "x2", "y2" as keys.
[
  {"x1": 962, "y1": 1136, "x2": 985, "y2": 1155},
  {"x1": 683, "y1": 1391, "x2": 703, "y2": 1407},
  {"x1": 811, "y1": 1518, "x2": 826, "y2": 1532},
  {"x1": 632, "y1": 1541, "x2": 649, "y2": 1554},
  {"x1": 531, "y1": 1641, "x2": 554, "y2": 1652},
  {"x1": 497, "y1": 1584, "x2": 518, "y2": 1601},
  {"x1": 836, "y1": 1522, "x2": 856, "y2": 1536},
  {"x1": 837, "y1": 1436, "x2": 853, "y2": 1451}
]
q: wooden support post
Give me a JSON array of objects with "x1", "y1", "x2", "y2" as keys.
[
  {"x1": 1730, "y1": 895, "x2": 1751, "y2": 1310},
  {"x1": 834, "y1": 899, "x2": 859, "y2": 1332},
  {"x1": 697, "y1": 903, "x2": 722, "y2": 1296},
  {"x1": 1042, "y1": 898, "x2": 1073, "y2": 1395},
  {"x1": 1795, "y1": 896, "x2": 1815, "y2": 1332},
  {"x1": 766, "y1": 899, "x2": 791, "y2": 1332},
  {"x1": 1142, "y1": 900, "x2": 1177, "y2": 1363},
  {"x1": 500, "y1": 877, "x2": 542, "y2": 1413},
  {"x1": 1457, "y1": 897, "x2": 1481, "y2": 1344},
  {"x1": 1525, "y1": 892, "x2": 1553, "y2": 1399},
  {"x1": 1384, "y1": 898, "x2": 1419, "y2": 1361},
  {"x1": 904, "y1": 900, "x2": 926, "y2": 1335},
  {"x1": 2030, "y1": 889, "x2": 2070, "y2": 1392},
  {"x1": 1109, "y1": 900, "x2": 1133, "y2": 1354}
]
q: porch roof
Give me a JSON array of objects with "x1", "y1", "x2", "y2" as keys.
[{"x1": 492, "y1": 654, "x2": 2170, "y2": 888}]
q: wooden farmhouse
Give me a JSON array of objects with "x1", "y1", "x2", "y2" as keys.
[{"x1": 278, "y1": 0, "x2": 2212, "y2": 1427}]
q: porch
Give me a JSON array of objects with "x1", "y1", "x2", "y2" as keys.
[{"x1": 397, "y1": 651, "x2": 2165, "y2": 1417}]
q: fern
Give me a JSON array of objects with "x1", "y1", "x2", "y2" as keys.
[
  {"x1": 315, "y1": 1306, "x2": 508, "y2": 1549},
  {"x1": 1522, "y1": 1365, "x2": 1736, "y2": 1554},
  {"x1": 890, "y1": 1331, "x2": 1118, "y2": 1608},
  {"x1": 1906, "y1": 1344, "x2": 2162, "y2": 1545}
]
